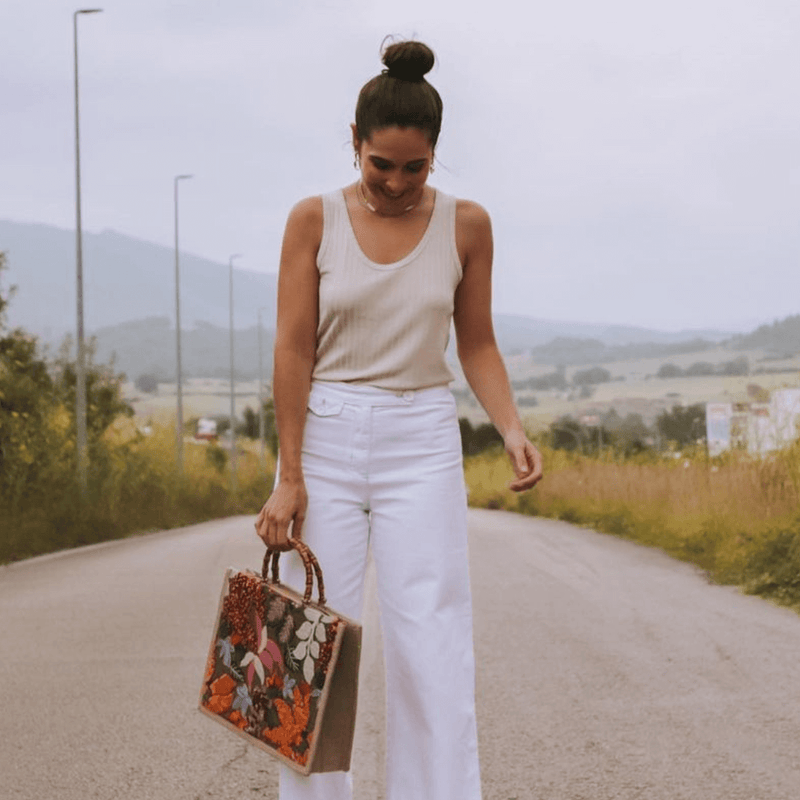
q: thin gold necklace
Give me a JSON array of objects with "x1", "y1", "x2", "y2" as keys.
[{"x1": 357, "y1": 181, "x2": 418, "y2": 216}]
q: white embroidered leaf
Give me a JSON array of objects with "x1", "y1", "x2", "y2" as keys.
[
  {"x1": 293, "y1": 640, "x2": 308, "y2": 660},
  {"x1": 296, "y1": 621, "x2": 313, "y2": 640},
  {"x1": 304, "y1": 608, "x2": 322, "y2": 623},
  {"x1": 254, "y1": 658, "x2": 265, "y2": 684},
  {"x1": 259, "y1": 625, "x2": 268, "y2": 651},
  {"x1": 322, "y1": 615, "x2": 335, "y2": 624},
  {"x1": 303, "y1": 656, "x2": 314, "y2": 684},
  {"x1": 310, "y1": 640, "x2": 320, "y2": 659},
  {"x1": 314, "y1": 623, "x2": 327, "y2": 642}
]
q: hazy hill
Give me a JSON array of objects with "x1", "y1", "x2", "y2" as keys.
[
  {"x1": 0, "y1": 220, "x2": 277, "y2": 339},
  {"x1": 493, "y1": 314, "x2": 732, "y2": 352},
  {"x1": 527, "y1": 336, "x2": 720, "y2": 366},
  {"x1": 90, "y1": 316, "x2": 274, "y2": 381},
  {"x1": 731, "y1": 315, "x2": 800, "y2": 356},
  {"x1": 2, "y1": 218, "x2": 742, "y2": 380}
]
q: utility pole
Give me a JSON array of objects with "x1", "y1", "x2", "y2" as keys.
[
  {"x1": 73, "y1": 7, "x2": 103, "y2": 492},
  {"x1": 229, "y1": 254, "x2": 242, "y2": 493},
  {"x1": 173, "y1": 174, "x2": 193, "y2": 472}
]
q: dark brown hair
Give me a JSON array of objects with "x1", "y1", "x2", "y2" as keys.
[{"x1": 354, "y1": 40, "x2": 443, "y2": 148}]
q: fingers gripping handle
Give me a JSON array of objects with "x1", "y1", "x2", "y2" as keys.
[{"x1": 263, "y1": 539, "x2": 327, "y2": 606}]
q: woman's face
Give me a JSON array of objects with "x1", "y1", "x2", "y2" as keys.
[{"x1": 353, "y1": 125, "x2": 433, "y2": 215}]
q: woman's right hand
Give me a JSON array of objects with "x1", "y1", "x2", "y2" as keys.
[{"x1": 255, "y1": 479, "x2": 308, "y2": 550}]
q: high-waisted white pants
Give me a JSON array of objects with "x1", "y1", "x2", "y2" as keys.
[{"x1": 277, "y1": 381, "x2": 482, "y2": 800}]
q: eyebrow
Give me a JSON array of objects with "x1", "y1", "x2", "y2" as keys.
[{"x1": 369, "y1": 155, "x2": 428, "y2": 167}]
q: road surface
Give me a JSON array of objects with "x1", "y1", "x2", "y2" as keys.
[{"x1": 2, "y1": 510, "x2": 800, "y2": 799}]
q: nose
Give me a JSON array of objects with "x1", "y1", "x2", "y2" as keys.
[{"x1": 384, "y1": 172, "x2": 405, "y2": 195}]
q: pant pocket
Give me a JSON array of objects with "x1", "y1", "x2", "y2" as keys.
[{"x1": 303, "y1": 393, "x2": 352, "y2": 462}]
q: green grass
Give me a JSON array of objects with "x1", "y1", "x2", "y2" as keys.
[{"x1": 0, "y1": 422, "x2": 272, "y2": 564}]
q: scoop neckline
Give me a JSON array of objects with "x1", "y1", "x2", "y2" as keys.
[{"x1": 339, "y1": 187, "x2": 439, "y2": 271}]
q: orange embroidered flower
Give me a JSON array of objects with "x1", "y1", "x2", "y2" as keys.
[
  {"x1": 262, "y1": 685, "x2": 312, "y2": 763},
  {"x1": 211, "y1": 674, "x2": 237, "y2": 696},
  {"x1": 227, "y1": 710, "x2": 248, "y2": 730},
  {"x1": 205, "y1": 673, "x2": 238, "y2": 714},
  {"x1": 206, "y1": 692, "x2": 233, "y2": 714}
]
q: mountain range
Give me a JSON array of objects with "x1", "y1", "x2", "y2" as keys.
[{"x1": 2, "y1": 219, "x2": 742, "y2": 380}]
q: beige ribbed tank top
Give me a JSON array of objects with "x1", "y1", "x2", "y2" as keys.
[{"x1": 312, "y1": 188, "x2": 462, "y2": 391}]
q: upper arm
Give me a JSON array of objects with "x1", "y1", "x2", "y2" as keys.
[
  {"x1": 274, "y1": 196, "x2": 323, "y2": 360},
  {"x1": 453, "y1": 199, "x2": 497, "y2": 358}
]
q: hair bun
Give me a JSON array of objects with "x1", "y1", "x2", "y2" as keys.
[{"x1": 382, "y1": 40, "x2": 435, "y2": 82}]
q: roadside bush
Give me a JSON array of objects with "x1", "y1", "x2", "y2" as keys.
[
  {"x1": 0, "y1": 255, "x2": 270, "y2": 563},
  {"x1": 459, "y1": 417, "x2": 504, "y2": 456}
]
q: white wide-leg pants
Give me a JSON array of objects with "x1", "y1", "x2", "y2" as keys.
[{"x1": 277, "y1": 381, "x2": 482, "y2": 800}]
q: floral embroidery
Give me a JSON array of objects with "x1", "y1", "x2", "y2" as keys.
[
  {"x1": 263, "y1": 683, "x2": 312, "y2": 763},
  {"x1": 282, "y1": 676, "x2": 297, "y2": 700},
  {"x1": 240, "y1": 614, "x2": 284, "y2": 687},
  {"x1": 201, "y1": 571, "x2": 343, "y2": 768},
  {"x1": 217, "y1": 636, "x2": 235, "y2": 668},
  {"x1": 292, "y1": 607, "x2": 336, "y2": 683},
  {"x1": 231, "y1": 684, "x2": 253, "y2": 717}
]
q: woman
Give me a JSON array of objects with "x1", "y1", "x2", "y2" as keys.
[{"x1": 256, "y1": 39, "x2": 543, "y2": 800}]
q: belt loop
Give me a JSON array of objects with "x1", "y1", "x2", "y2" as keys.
[{"x1": 402, "y1": 390, "x2": 414, "y2": 403}]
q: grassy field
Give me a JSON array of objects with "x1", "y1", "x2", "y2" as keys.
[
  {"x1": 465, "y1": 442, "x2": 800, "y2": 611},
  {"x1": 126, "y1": 378, "x2": 265, "y2": 422},
  {"x1": 0, "y1": 418, "x2": 274, "y2": 564}
]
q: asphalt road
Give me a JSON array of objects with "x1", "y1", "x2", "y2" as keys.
[{"x1": 2, "y1": 510, "x2": 800, "y2": 799}]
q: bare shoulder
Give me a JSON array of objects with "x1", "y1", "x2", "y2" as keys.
[
  {"x1": 455, "y1": 198, "x2": 493, "y2": 264},
  {"x1": 285, "y1": 195, "x2": 324, "y2": 241},
  {"x1": 455, "y1": 198, "x2": 492, "y2": 227}
]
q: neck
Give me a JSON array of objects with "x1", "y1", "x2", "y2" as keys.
[{"x1": 357, "y1": 182, "x2": 422, "y2": 217}]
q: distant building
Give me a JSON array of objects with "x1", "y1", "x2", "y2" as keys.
[
  {"x1": 195, "y1": 417, "x2": 218, "y2": 442},
  {"x1": 706, "y1": 389, "x2": 800, "y2": 455}
]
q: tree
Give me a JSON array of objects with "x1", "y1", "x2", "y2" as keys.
[
  {"x1": 685, "y1": 361, "x2": 714, "y2": 377},
  {"x1": 656, "y1": 404, "x2": 706, "y2": 447},
  {"x1": 459, "y1": 417, "x2": 503, "y2": 456},
  {"x1": 134, "y1": 373, "x2": 159, "y2": 394},
  {"x1": 549, "y1": 416, "x2": 584, "y2": 452},
  {"x1": 614, "y1": 413, "x2": 650, "y2": 456},
  {"x1": 572, "y1": 366, "x2": 612, "y2": 386},
  {"x1": 240, "y1": 399, "x2": 278, "y2": 456},
  {"x1": 513, "y1": 368, "x2": 568, "y2": 392},
  {"x1": 657, "y1": 363, "x2": 684, "y2": 379},
  {"x1": 720, "y1": 356, "x2": 749, "y2": 376},
  {"x1": 51, "y1": 342, "x2": 133, "y2": 441},
  {"x1": 1, "y1": 254, "x2": 133, "y2": 508}
]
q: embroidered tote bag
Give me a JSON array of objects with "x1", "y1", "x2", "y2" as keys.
[{"x1": 199, "y1": 539, "x2": 362, "y2": 774}]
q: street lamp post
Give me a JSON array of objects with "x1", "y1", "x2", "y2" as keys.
[
  {"x1": 73, "y1": 7, "x2": 102, "y2": 492},
  {"x1": 257, "y1": 306, "x2": 267, "y2": 467},
  {"x1": 173, "y1": 174, "x2": 193, "y2": 473},
  {"x1": 229, "y1": 254, "x2": 242, "y2": 493}
]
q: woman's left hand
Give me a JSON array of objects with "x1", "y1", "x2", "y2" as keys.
[{"x1": 504, "y1": 430, "x2": 544, "y2": 491}]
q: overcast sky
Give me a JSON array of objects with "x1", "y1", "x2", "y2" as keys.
[{"x1": 2, "y1": 0, "x2": 799, "y2": 331}]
